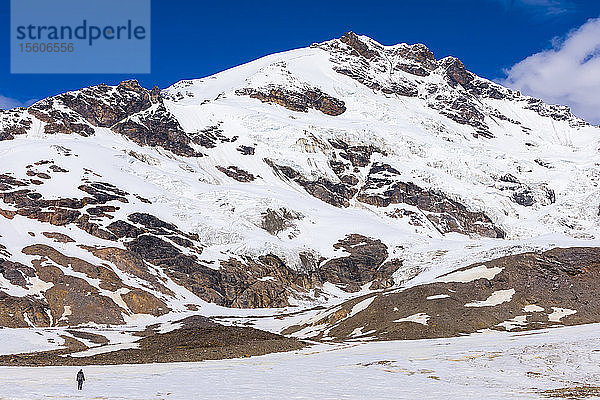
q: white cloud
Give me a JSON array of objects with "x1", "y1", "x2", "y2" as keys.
[
  {"x1": 500, "y1": 17, "x2": 600, "y2": 124},
  {"x1": 491, "y1": 0, "x2": 574, "y2": 16},
  {"x1": 0, "y1": 96, "x2": 36, "y2": 110},
  {"x1": 0, "y1": 95, "x2": 23, "y2": 110}
]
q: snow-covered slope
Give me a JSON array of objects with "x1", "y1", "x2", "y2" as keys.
[{"x1": 0, "y1": 32, "x2": 599, "y2": 332}]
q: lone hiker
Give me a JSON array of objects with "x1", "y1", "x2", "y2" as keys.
[{"x1": 76, "y1": 369, "x2": 85, "y2": 390}]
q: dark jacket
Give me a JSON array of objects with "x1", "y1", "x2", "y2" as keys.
[{"x1": 77, "y1": 371, "x2": 85, "y2": 382}]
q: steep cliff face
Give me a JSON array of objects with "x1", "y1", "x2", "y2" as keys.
[{"x1": 0, "y1": 32, "x2": 599, "y2": 330}]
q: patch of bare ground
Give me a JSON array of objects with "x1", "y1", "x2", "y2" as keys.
[
  {"x1": 541, "y1": 386, "x2": 600, "y2": 399},
  {"x1": 0, "y1": 316, "x2": 305, "y2": 366}
]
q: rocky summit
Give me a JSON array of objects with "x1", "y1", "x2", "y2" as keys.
[{"x1": 0, "y1": 32, "x2": 600, "y2": 349}]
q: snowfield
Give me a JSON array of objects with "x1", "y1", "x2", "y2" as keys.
[{"x1": 1, "y1": 323, "x2": 600, "y2": 399}]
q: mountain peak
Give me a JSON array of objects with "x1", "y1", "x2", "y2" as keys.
[
  {"x1": 316, "y1": 31, "x2": 438, "y2": 70},
  {"x1": 339, "y1": 31, "x2": 381, "y2": 59}
]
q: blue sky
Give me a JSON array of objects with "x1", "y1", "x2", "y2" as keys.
[{"x1": 1, "y1": 0, "x2": 600, "y2": 121}]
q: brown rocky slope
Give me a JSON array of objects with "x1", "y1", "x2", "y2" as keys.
[{"x1": 284, "y1": 247, "x2": 600, "y2": 341}]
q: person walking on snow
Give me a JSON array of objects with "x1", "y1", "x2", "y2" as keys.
[{"x1": 76, "y1": 369, "x2": 85, "y2": 390}]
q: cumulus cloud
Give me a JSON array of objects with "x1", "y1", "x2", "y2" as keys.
[
  {"x1": 491, "y1": 0, "x2": 575, "y2": 16},
  {"x1": 500, "y1": 17, "x2": 600, "y2": 124}
]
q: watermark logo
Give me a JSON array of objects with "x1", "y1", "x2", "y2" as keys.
[{"x1": 10, "y1": 0, "x2": 151, "y2": 74}]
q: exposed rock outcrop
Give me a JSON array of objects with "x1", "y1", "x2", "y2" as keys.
[
  {"x1": 315, "y1": 32, "x2": 421, "y2": 97},
  {"x1": 266, "y1": 159, "x2": 356, "y2": 208},
  {"x1": 319, "y1": 234, "x2": 401, "y2": 292},
  {"x1": 261, "y1": 208, "x2": 302, "y2": 236},
  {"x1": 285, "y1": 247, "x2": 600, "y2": 341},
  {"x1": 237, "y1": 87, "x2": 346, "y2": 116},
  {"x1": 216, "y1": 165, "x2": 256, "y2": 182},
  {"x1": 112, "y1": 102, "x2": 202, "y2": 157},
  {"x1": 0, "y1": 80, "x2": 205, "y2": 157},
  {"x1": 357, "y1": 163, "x2": 504, "y2": 238},
  {"x1": 191, "y1": 124, "x2": 238, "y2": 149}
]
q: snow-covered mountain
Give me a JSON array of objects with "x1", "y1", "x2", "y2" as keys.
[{"x1": 1, "y1": 32, "x2": 599, "y2": 334}]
